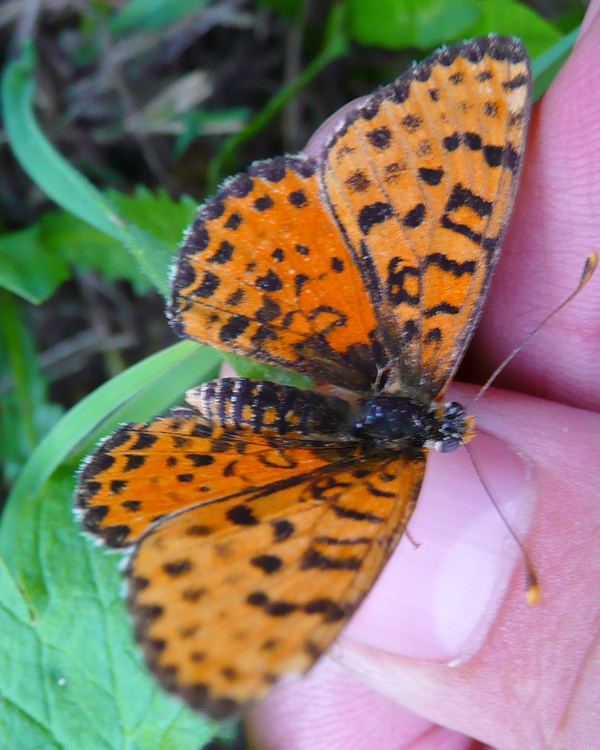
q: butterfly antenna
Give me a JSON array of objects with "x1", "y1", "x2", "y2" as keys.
[
  {"x1": 464, "y1": 442, "x2": 540, "y2": 605},
  {"x1": 472, "y1": 251, "x2": 598, "y2": 404}
]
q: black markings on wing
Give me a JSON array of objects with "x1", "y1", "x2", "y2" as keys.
[
  {"x1": 169, "y1": 154, "x2": 388, "y2": 393},
  {"x1": 320, "y1": 35, "x2": 531, "y2": 398},
  {"x1": 75, "y1": 403, "x2": 358, "y2": 548}
]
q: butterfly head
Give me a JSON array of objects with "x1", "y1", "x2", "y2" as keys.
[{"x1": 432, "y1": 401, "x2": 476, "y2": 453}]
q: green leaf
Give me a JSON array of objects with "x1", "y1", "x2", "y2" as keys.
[
  {"x1": 2, "y1": 44, "x2": 123, "y2": 243},
  {"x1": 39, "y1": 211, "x2": 153, "y2": 295},
  {"x1": 40, "y1": 188, "x2": 197, "y2": 296},
  {"x1": 0, "y1": 340, "x2": 221, "y2": 610},
  {"x1": 2, "y1": 44, "x2": 174, "y2": 296},
  {"x1": 465, "y1": 0, "x2": 562, "y2": 58},
  {"x1": 0, "y1": 225, "x2": 69, "y2": 303},
  {"x1": 347, "y1": 0, "x2": 480, "y2": 51},
  {"x1": 110, "y1": 0, "x2": 209, "y2": 35},
  {"x1": 552, "y1": 8, "x2": 585, "y2": 36},
  {"x1": 111, "y1": 188, "x2": 198, "y2": 252},
  {"x1": 223, "y1": 352, "x2": 313, "y2": 390},
  {"x1": 0, "y1": 472, "x2": 217, "y2": 749}
]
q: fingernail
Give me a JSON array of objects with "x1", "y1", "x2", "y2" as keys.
[{"x1": 344, "y1": 429, "x2": 534, "y2": 663}]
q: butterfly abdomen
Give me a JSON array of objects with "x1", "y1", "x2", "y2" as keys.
[{"x1": 186, "y1": 378, "x2": 352, "y2": 438}]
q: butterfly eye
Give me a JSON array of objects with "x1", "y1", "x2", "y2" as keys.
[{"x1": 437, "y1": 436, "x2": 461, "y2": 453}]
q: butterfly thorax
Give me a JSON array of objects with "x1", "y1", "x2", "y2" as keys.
[{"x1": 351, "y1": 396, "x2": 474, "y2": 453}]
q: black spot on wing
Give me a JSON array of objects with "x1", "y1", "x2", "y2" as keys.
[
  {"x1": 224, "y1": 212, "x2": 242, "y2": 230},
  {"x1": 255, "y1": 269, "x2": 283, "y2": 292},
  {"x1": 207, "y1": 240, "x2": 234, "y2": 264},
  {"x1": 194, "y1": 271, "x2": 220, "y2": 298},
  {"x1": 402, "y1": 114, "x2": 422, "y2": 132},
  {"x1": 443, "y1": 133, "x2": 460, "y2": 151},
  {"x1": 219, "y1": 315, "x2": 250, "y2": 343},
  {"x1": 419, "y1": 167, "x2": 444, "y2": 186},
  {"x1": 300, "y1": 548, "x2": 362, "y2": 570},
  {"x1": 366, "y1": 125, "x2": 392, "y2": 149},
  {"x1": 251, "y1": 554, "x2": 283, "y2": 574},
  {"x1": 253, "y1": 195, "x2": 274, "y2": 212},
  {"x1": 272, "y1": 519, "x2": 294, "y2": 541},
  {"x1": 124, "y1": 455, "x2": 145, "y2": 472},
  {"x1": 345, "y1": 170, "x2": 371, "y2": 193},
  {"x1": 424, "y1": 253, "x2": 476, "y2": 276},
  {"x1": 503, "y1": 73, "x2": 529, "y2": 90},
  {"x1": 227, "y1": 504, "x2": 259, "y2": 526},
  {"x1": 403, "y1": 203, "x2": 426, "y2": 229},
  {"x1": 163, "y1": 559, "x2": 192, "y2": 577},
  {"x1": 358, "y1": 202, "x2": 394, "y2": 234},
  {"x1": 288, "y1": 189, "x2": 308, "y2": 208}
]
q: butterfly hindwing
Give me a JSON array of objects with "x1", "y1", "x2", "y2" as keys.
[{"x1": 169, "y1": 156, "x2": 386, "y2": 393}]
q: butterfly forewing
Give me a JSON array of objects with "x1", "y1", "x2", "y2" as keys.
[
  {"x1": 127, "y1": 452, "x2": 425, "y2": 718},
  {"x1": 321, "y1": 36, "x2": 531, "y2": 398}
]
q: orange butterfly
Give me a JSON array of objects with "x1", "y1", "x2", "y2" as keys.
[{"x1": 75, "y1": 35, "x2": 531, "y2": 718}]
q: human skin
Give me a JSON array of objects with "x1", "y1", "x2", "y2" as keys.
[{"x1": 246, "y1": 5, "x2": 600, "y2": 749}]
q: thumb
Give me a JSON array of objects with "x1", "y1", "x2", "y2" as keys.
[{"x1": 247, "y1": 387, "x2": 600, "y2": 749}]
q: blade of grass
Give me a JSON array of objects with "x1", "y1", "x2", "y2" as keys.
[
  {"x1": 531, "y1": 25, "x2": 578, "y2": 101},
  {"x1": 0, "y1": 340, "x2": 221, "y2": 609}
]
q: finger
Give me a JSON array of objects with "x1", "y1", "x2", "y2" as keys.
[
  {"x1": 332, "y1": 388, "x2": 600, "y2": 749},
  {"x1": 469, "y1": 12, "x2": 600, "y2": 411},
  {"x1": 247, "y1": 658, "x2": 475, "y2": 750}
]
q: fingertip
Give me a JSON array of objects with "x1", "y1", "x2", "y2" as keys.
[
  {"x1": 344, "y1": 392, "x2": 534, "y2": 664},
  {"x1": 246, "y1": 659, "x2": 469, "y2": 750}
]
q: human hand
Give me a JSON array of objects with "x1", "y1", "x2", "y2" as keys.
[{"x1": 246, "y1": 6, "x2": 600, "y2": 749}]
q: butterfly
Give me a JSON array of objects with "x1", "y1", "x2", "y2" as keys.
[{"x1": 75, "y1": 35, "x2": 532, "y2": 718}]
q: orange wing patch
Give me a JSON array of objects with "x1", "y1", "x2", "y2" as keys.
[
  {"x1": 76, "y1": 407, "x2": 354, "y2": 547},
  {"x1": 169, "y1": 156, "x2": 385, "y2": 393},
  {"x1": 321, "y1": 36, "x2": 531, "y2": 398},
  {"x1": 127, "y1": 453, "x2": 424, "y2": 718}
]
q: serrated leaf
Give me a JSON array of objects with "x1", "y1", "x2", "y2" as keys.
[
  {"x1": 0, "y1": 472, "x2": 217, "y2": 749},
  {"x1": 0, "y1": 225, "x2": 69, "y2": 303},
  {"x1": 40, "y1": 189, "x2": 197, "y2": 296},
  {"x1": 109, "y1": 188, "x2": 198, "y2": 247},
  {"x1": 39, "y1": 212, "x2": 153, "y2": 295}
]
